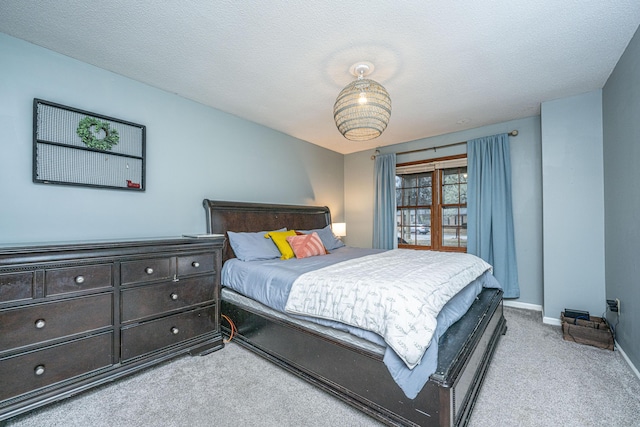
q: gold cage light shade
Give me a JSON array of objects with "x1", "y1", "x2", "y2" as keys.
[{"x1": 333, "y1": 64, "x2": 391, "y2": 141}]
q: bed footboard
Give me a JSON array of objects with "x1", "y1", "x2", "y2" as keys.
[{"x1": 222, "y1": 288, "x2": 505, "y2": 427}]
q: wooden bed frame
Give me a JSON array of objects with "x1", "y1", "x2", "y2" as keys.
[{"x1": 203, "y1": 199, "x2": 506, "y2": 427}]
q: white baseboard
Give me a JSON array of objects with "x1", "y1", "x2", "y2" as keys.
[
  {"x1": 503, "y1": 300, "x2": 543, "y2": 312},
  {"x1": 542, "y1": 316, "x2": 562, "y2": 326},
  {"x1": 615, "y1": 341, "x2": 640, "y2": 381},
  {"x1": 502, "y1": 300, "x2": 563, "y2": 324}
]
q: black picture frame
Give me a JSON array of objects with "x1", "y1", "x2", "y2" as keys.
[{"x1": 33, "y1": 99, "x2": 146, "y2": 191}]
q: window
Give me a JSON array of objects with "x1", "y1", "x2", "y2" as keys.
[{"x1": 396, "y1": 155, "x2": 467, "y2": 252}]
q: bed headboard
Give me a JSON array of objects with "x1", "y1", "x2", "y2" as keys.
[{"x1": 203, "y1": 199, "x2": 332, "y2": 262}]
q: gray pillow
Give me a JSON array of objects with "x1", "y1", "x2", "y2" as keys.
[
  {"x1": 298, "y1": 225, "x2": 345, "y2": 251},
  {"x1": 227, "y1": 228, "x2": 286, "y2": 261}
]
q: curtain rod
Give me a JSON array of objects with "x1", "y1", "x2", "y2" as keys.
[{"x1": 371, "y1": 130, "x2": 518, "y2": 160}]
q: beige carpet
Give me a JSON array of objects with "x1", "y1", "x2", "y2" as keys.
[
  {"x1": 469, "y1": 307, "x2": 640, "y2": 427},
  {"x1": 5, "y1": 307, "x2": 640, "y2": 427}
]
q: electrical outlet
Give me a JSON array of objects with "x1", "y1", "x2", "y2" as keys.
[{"x1": 607, "y1": 299, "x2": 620, "y2": 314}]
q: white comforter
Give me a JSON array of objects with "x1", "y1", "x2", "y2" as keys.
[{"x1": 284, "y1": 249, "x2": 492, "y2": 369}]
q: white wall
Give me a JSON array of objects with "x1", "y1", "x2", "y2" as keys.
[
  {"x1": 541, "y1": 90, "x2": 606, "y2": 321},
  {"x1": 0, "y1": 34, "x2": 344, "y2": 244},
  {"x1": 344, "y1": 116, "x2": 544, "y2": 306}
]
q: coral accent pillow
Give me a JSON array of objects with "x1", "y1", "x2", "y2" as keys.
[
  {"x1": 264, "y1": 230, "x2": 297, "y2": 260},
  {"x1": 286, "y1": 232, "x2": 327, "y2": 259},
  {"x1": 295, "y1": 230, "x2": 329, "y2": 254}
]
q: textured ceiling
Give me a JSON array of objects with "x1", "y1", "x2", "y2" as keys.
[{"x1": 1, "y1": 1, "x2": 639, "y2": 154}]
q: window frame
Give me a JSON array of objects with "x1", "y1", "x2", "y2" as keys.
[{"x1": 396, "y1": 154, "x2": 467, "y2": 253}]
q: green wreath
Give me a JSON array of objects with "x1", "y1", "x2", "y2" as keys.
[{"x1": 77, "y1": 116, "x2": 119, "y2": 151}]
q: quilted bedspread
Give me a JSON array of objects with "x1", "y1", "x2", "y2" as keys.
[{"x1": 284, "y1": 249, "x2": 492, "y2": 369}]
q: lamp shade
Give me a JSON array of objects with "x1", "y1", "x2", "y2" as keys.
[
  {"x1": 333, "y1": 77, "x2": 391, "y2": 141},
  {"x1": 331, "y1": 222, "x2": 346, "y2": 237}
]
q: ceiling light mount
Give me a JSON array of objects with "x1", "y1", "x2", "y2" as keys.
[
  {"x1": 333, "y1": 62, "x2": 391, "y2": 142},
  {"x1": 350, "y1": 62, "x2": 374, "y2": 78}
]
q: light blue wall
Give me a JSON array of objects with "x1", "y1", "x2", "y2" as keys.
[
  {"x1": 0, "y1": 34, "x2": 344, "y2": 244},
  {"x1": 540, "y1": 90, "x2": 606, "y2": 321},
  {"x1": 603, "y1": 25, "x2": 640, "y2": 372},
  {"x1": 345, "y1": 116, "x2": 544, "y2": 306}
]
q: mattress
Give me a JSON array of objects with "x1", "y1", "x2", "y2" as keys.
[
  {"x1": 222, "y1": 287, "x2": 385, "y2": 356},
  {"x1": 221, "y1": 246, "x2": 502, "y2": 398}
]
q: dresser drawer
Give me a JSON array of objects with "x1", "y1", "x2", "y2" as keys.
[
  {"x1": 121, "y1": 276, "x2": 215, "y2": 322},
  {"x1": 0, "y1": 293, "x2": 113, "y2": 353},
  {"x1": 177, "y1": 253, "x2": 215, "y2": 276},
  {"x1": 0, "y1": 332, "x2": 113, "y2": 402},
  {"x1": 0, "y1": 271, "x2": 35, "y2": 303},
  {"x1": 0, "y1": 238, "x2": 224, "y2": 421},
  {"x1": 121, "y1": 306, "x2": 215, "y2": 361},
  {"x1": 121, "y1": 257, "x2": 172, "y2": 285},
  {"x1": 45, "y1": 264, "x2": 112, "y2": 296}
]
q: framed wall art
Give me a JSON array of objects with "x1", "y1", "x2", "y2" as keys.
[{"x1": 33, "y1": 99, "x2": 146, "y2": 191}]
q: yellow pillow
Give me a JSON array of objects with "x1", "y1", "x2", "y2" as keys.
[{"x1": 264, "y1": 230, "x2": 297, "y2": 260}]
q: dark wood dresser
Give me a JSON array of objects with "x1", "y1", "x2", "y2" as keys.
[{"x1": 0, "y1": 237, "x2": 224, "y2": 421}]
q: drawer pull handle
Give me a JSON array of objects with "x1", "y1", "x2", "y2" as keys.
[
  {"x1": 145, "y1": 267, "x2": 154, "y2": 275},
  {"x1": 75, "y1": 275, "x2": 85, "y2": 284},
  {"x1": 171, "y1": 327, "x2": 179, "y2": 335},
  {"x1": 170, "y1": 293, "x2": 179, "y2": 301},
  {"x1": 192, "y1": 262, "x2": 200, "y2": 268},
  {"x1": 34, "y1": 365, "x2": 45, "y2": 376},
  {"x1": 35, "y1": 319, "x2": 46, "y2": 329}
]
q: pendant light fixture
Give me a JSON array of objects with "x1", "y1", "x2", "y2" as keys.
[{"x1": 333, "y1": 62, "x2": 391, "y2": 141}]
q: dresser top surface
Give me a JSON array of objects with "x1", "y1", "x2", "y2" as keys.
[{"x1": 0, "y1": 237, "x2": 225, "y2": 265}]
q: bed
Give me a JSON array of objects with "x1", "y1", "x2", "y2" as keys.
[{"x1": 203, "y1": 199, "x2": 506, "y2": 427}]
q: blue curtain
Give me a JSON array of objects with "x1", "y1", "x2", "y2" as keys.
[
  {"x1": 373, "y1": 153, "x2": 397, "y2": 249},
  {"x1": 467, "y1": 134, "x2": 520, "y2": 298}
]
